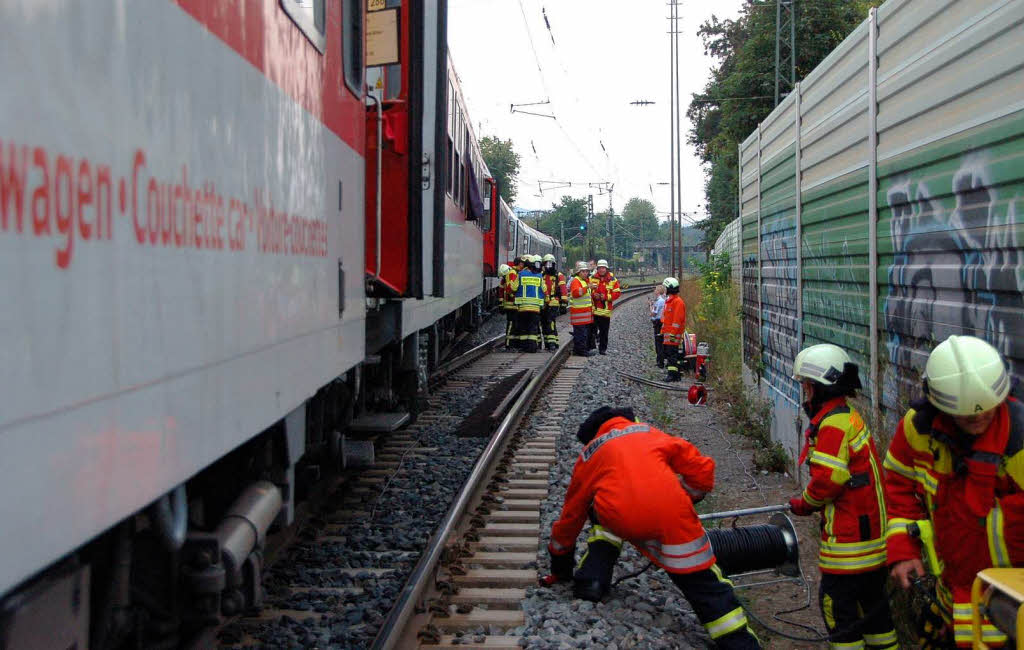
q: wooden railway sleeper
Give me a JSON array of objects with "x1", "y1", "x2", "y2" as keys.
[{"x1": 418, "y1": 624, "x2": 442, "y2": 644}]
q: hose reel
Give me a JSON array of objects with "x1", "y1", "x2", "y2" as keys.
[{"x1": 700, "y1": 505, "x2": 801, "y2": 587}]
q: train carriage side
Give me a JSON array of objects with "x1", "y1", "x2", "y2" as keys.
[
  {"x1": 363, "y1": 0, "x2": 499, "y2": 373},
  {"x1": 0, "y1": 0, "x2": 370, "y2": 643}
]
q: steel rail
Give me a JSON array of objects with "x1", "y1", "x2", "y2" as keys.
[
  {"x1": 372, "y1": 281, "x2": 656, "y2": 648},
  {"x1": 371, "y1": 342, "x2": 571, "y2": 650},
  {"x1": 430, "y1": 334, "x2": 505, "y2": 382}
]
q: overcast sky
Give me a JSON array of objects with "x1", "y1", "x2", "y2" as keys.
[{"x1": 447, "y1": 0, "x2": 747, "y2": 226}]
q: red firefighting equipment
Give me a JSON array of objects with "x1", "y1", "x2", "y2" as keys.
[
  {"x1": 796, "y1": 397, "x2": 888, "y2": 574},
  {"x1": 885, "y1": 398, "x2": 1024, "y2": 647},
  {"x1": 688, "y1": 384, "x2": 708, "y2": 405},
  {"x1": 548, "y1": 411, "x2": 759, "y2": 649}
]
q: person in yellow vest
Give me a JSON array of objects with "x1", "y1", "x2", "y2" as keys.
[
  {"x1": 513, "y1": 255, "x2": 545, "y2": 353},
  {"x1": 787, "y1": 344, "x2": 896, "y2": 650},
  {"x1": 567, "y1": 262, "x2": 594, "y2": 357},
  {"x1": 587, "y1": 259, "x2": 621, "y2": 355},
  {"x1": 498, "y1": 263, "x2": 518, "y2": 349},
  {"x1": 541, "y1": 253, "x2": 566, "y2": 351}
]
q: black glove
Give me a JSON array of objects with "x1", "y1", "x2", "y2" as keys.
[
  {"x1": 550, "y1": 548, "x2": 575, "y2": 581},
  {"x1": 576, "y1": 406, "x2": 636, "y2": 445}
]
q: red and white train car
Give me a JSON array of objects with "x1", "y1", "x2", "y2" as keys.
[
  {"x1": 0, "y1": 0, "x2": 376, "y2": 643},
  {"x1": 0, "y1": 0, "x2": 559, "y2": 644}
]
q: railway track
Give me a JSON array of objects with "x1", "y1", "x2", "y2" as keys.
[{"x1": 211, "y1": 285, "x2": 653, "y2": 649}]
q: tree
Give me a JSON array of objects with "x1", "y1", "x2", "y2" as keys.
[
  {"x1": 622, "y1": 198, "x2": 659, "y2": 244},
  {"x1": 686, "y1": 1, "x2": 882, "y2": 247},
  {"x1": 480, "y1": 136, "x2": 521, "y2": 206}
]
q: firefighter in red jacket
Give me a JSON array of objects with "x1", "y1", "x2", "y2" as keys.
[
  {"x1": 786, "y1": 344, "x2": 896, "y2": 650},
  {"x1": 587, "y1": 259, "x2": 621, "y2": 354},
  {"x1": 498, "y1": 263, "x2": 518, "y2": 349},
  {"x1": 546, "y1": 406, "x2": 760, "y2": 649},
  {"x1": 541, "y1": 253, "x2": 566, "y2": 351},
  {"x1": 884, "y1": 335, "x2": 1024, "y2": 648},
  {"x1": 661, "y1": 277, "x2": 686, "y2": 382}
]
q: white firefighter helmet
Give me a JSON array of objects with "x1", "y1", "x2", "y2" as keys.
[
  {"x1": 543, "y1": 253, "x2": 556, "y2": 263},
  {"x1": 924, "y1": 335, "x2": 1009, "y2": 415},
  {"x1": 575, "y1": 261, "x2": 589, "y2": 273},
  {"x1": 498, "y1": 263, "x2": 510, "y2": 276},
  {"x1": 792, "y1": 344, "x2": 850, "y2": 386},
  {"x1": 596, "y1": 259, "x2": 609, "y2": 268},
  {"x1": 662, "y1": 277, "x2": 679, "y2": 290}
]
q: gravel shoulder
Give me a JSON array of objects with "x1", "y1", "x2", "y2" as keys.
[{"x1": 526, "y1": 296, "x2": 826, "y2": 649}]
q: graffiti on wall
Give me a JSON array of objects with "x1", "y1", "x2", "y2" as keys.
[
  {"x1": 883, "y1": 153, "x2": 1024, "y2": 411},
  {"x1": 759, "y1": 217, "x2": 801, "y2": 404}
]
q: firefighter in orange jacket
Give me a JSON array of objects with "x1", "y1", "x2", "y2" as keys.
[
  {"x1": 787, "y1": 344, "x2": 896, "y2": 650},
  {"x1": 587, "y1": 259, "x2": 621, "y2": 354},
  {"x1": 541, "y1": 253, "x2": 566, "y2": 351},
  {"x1": 884, "y1": 335, "x2": 1024, "y2": 648},
  {"x1": 546, "y1": 406, "x2": 759, "y2": 648},
  {"x1": 661, "y1": 277, "x2": 686, "y2": 382},
  {"x1": 567, "y1": 262, "x2": 594, "y2": 357}
]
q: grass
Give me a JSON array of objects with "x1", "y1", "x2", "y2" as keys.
[{"x1": 685, "y1": 269, "x2": 790, "y2": 475}]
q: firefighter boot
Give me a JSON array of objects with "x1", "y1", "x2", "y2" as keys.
[{"x1": 572, "y1": 530, "x2": 622, "y2": 602}]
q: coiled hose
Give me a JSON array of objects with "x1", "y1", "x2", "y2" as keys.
[{"x1": 706, "y1": 524, "x2": 791, "y2": 576}]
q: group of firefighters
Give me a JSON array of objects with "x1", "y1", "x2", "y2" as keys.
[
  {"x1": 498, "y1": 256, "x2": 621, "y2": 355},
  {"x1": 536, "y1": 290, "x2": 1023, "y2": 648}
]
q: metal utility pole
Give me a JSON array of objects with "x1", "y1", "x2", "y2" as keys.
[
  {"x1": 668, "y1": 0, "x2": 677, "y2": 278},
  {"x1": 674, "y1": 0, "x2": 683, "y2": 276},
  {"x1": 608, "y1": 188, "x2": 615, "y2": 269},
  {"x1": 775, "y1": 0, "x2": 796, "y2": 106}
]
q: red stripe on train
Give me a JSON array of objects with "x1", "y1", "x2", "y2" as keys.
[{"x1": 174, "y1": 0, "x2": 365, "y2": 154}]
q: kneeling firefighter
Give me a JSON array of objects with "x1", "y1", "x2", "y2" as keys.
[
  {"x1": 885, "y1": 335, "x2": 1024, "y2": 648},
  {"x1": 546, "y1": 406, "x2": 760, "y2": 649},
  {"x1": 787, "y1": 344, "x2": 897, "y2": 650}
]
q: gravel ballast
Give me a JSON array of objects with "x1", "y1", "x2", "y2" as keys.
[{"x1": 518, "y1": 295, "x2": 714, "y2": 649}]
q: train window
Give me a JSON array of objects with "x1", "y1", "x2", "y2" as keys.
[
  {"x1": 446, "y1": 138, "x2": 453, "y2": 196},
  {"x1": 454, "y1": 150, "x2": 462, "y2": 205},
  {"x1": 342, "y1": 1, "x2": 364, "y2": 96},
  {"x1": 281, "y1": 0, "x2": 326, "y2": 53}
]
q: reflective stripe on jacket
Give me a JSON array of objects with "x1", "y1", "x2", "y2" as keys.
[
  {"x1": 568, "y1": 275, "x2": 593, "y2": 326},
  {"x1": 800, "y1": 398, "x2": 887, "y2": 574},
  {"x1": 661, "y1": 294, "x2": 685, "y2": 346},
  {"x1": 515, "y1": 270, "x2": 544, "y2": 312},
  {"x1": 884, "y1": 398, "x2": 1024, "y2": 647},
  {"x1": 544, "y1": 271, "x2": 567, "y2": 306},
  {"x1": 499, "y1": 273, "x2": 518, "y2": 310},
  {"x1": 589, "y1": 272, "x2": 621, "y2": 317},
  {"x1": 549, "y1": 416, "x2": 716, "y2": 574}
]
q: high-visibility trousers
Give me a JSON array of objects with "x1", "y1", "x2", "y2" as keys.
[
  {"x1": 541, "y1": 306, "x2": 558, "y2": 347},
  {"x1": 819, "y1": 569, "x2": 897, "y2": 649}
]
